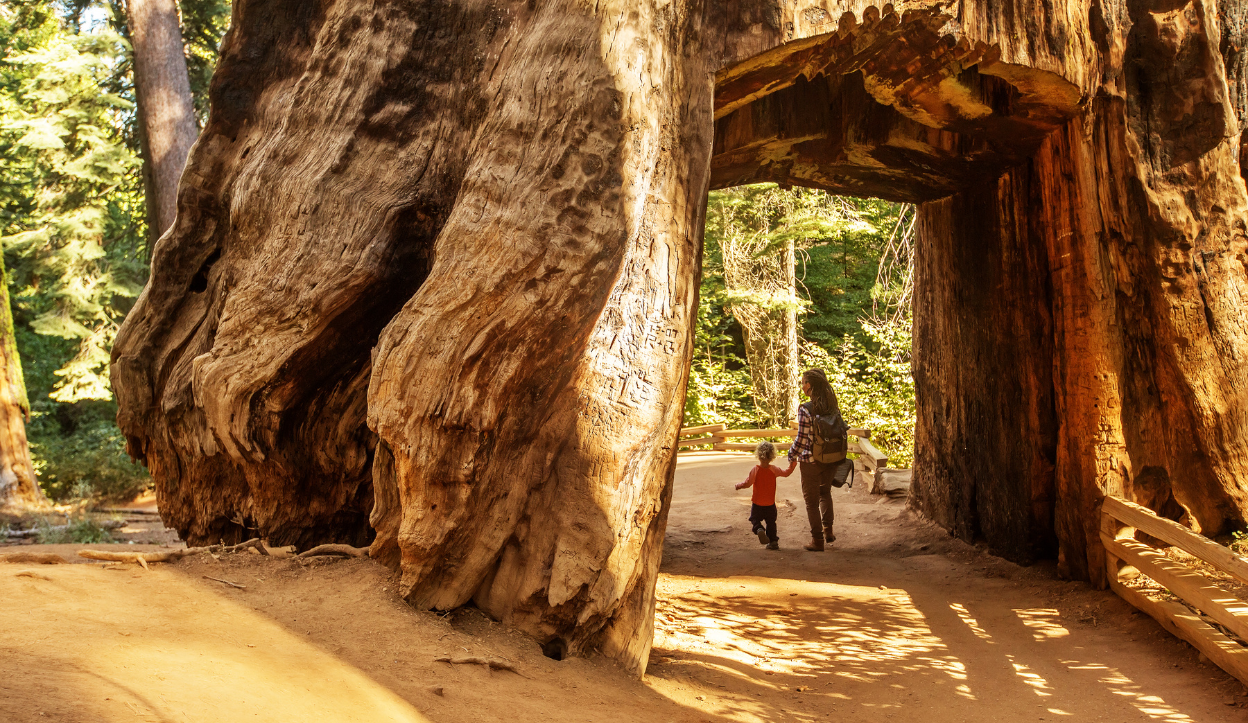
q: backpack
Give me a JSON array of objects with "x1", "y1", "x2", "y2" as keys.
[{"x1": 803, "y1": 401, "x2": 848, "y2": 464}]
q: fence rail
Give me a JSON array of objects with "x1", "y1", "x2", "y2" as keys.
[
  {"x1": 1101, "y1": 495, "x2": 1248, "y2": 686},
  {"x1": 676, "y1": 423, "x2": 888, "y2": 473}
]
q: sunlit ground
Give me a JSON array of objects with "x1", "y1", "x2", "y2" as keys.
[
  {"x1": 0, "y1": 564, "x2": 430, "y2": 722},
  {"x1": 647, "y1": 452, "x2": 1242, "y2": 723},
  {"x1": 1, "y1": 451, "x2": 1242, "y2": 722},
  {"x1": 646, "y1": 574, "x2": 1207, "y2": 722}
]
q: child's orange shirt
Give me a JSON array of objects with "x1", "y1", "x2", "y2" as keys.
[{"x1": 751, "y1": 465, "x2": 778, "y2": 506}]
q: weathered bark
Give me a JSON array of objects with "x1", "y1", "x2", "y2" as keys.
[
  {"x1": 114, "y1": 0, "x2": 719, "y2": 673},
  {"x1": 911, "y1": 180, "x2": 1058, "y2": 565},
  {"x1": 0, "y1": 253, "x2": 43, "y2": 512},
  {"x1": 112, "y1": 0, "x2": 1248, "y2": 676},
  {"x1": 126, "y1": 0, "x2": 199, "y2": 238}
]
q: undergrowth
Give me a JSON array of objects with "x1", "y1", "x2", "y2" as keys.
[{"x1": 34, "y1": 514, "x2": 115, "y2": 544}]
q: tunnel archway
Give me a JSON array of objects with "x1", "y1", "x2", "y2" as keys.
[
  {"x1": 707, "y1": 9, "x2": 1084, "y2": 568},
  {"x1": 708, "y1": 3, "x2": 1248, "y2": 585}
]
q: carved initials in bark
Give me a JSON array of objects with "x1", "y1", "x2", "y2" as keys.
[{"x1": 112, "y1": 0, "x2": 1248, "y2": 675}]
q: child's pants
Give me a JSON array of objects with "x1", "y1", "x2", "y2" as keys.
[{"x1": 749, "y1": 503, "x2": 778, "y2": 543}]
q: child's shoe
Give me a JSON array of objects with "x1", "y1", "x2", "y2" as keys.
[
  {"x1": 766, "y1": 541, "x2": 779, "y2": 550},
  {"x1": 754, "y1": 526, "x2": 769, "y2": 545}
]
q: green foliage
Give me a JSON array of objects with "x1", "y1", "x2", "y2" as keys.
[
  {"x1": 178, "y1": 0, "x2": 231, "y2": 123},
  {"x1": 2, "y1": 3, "x2": 146, "y2": 402},
  {"x1": 692, "y1": 183, "x2": 917, "y2": 465},
  {"x1": 1, "y1": 1, "x2": 153, "y2": 500},
  {"x1": 35, "y1": 512, "x2": 115, "y2": 543},
  {"x1": 803, "y1": 318, "x2": 915, "y2": 467},
  {"x1": 1232, "y1": 530, "x2": 1248, "y2": 558},
  {"x1": 19, "y1": 324, "x2": 149, "y2": 501}
]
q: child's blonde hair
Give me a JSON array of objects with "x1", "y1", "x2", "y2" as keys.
[{"x1": 754, "y1": 440, "x2": 776, "y2": 464}]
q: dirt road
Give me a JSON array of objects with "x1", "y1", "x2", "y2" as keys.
[{"x1": 1, "y1": 451, "x2": 1244, "y2": 722}]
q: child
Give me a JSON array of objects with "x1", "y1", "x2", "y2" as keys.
[{"x1": 735, "y1": 440, "x2": 797, "y2": 550}]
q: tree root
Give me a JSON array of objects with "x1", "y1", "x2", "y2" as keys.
[
  {"x1": 433, "y1": 655, "x2": 522, "y2": 673},
  {"x1": 227, "y1": 538, "x2": 268, "y2": 555},
  {"x1": 202, "y1": 575, "x2": 246, "y2": 589},
  {"x1": 75, "y1": 539, "x2": 365, "y2": 569},
  {"x1": 433, "y1": 656, "x2": 523, "y2": 675},
  {"x1": 77, "y1": 547, "x2": 213, "y2": 568},
  {"x1": 0, "y1": 552, "x2": 68, "y2": 564},
  {"x1": 295, "y1": 544, "x2": 370, "y2": 559}
]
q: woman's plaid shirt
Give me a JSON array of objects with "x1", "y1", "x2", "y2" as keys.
[{"x1": 788, "y1": 405, "x2": 815, "y2": 463}]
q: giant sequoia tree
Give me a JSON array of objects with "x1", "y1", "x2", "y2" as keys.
[{"x1": 112, "y1": 0, "x2": 1248, "y2": 673}]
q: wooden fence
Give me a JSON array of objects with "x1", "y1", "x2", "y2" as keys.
[
  {"x1": 1101, "y1": 495, "x2": 1248, "y2": 686},
  {"x1": 677, "y1": 423, "x2": 889, "y2": 483}
]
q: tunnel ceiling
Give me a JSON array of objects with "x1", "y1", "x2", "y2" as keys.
[{"x1": 709, "y1": 5, "x2": 1084, "y2": 203}]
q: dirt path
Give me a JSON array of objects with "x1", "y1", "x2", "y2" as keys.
[{"x1": 1, "y1": 451, "x2": 1245, "y2": 722}]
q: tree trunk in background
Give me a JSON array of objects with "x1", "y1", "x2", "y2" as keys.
[
  {"x1": 126, "y1": 0, "x2": 198, "y2": 239},
  {"x1": 0, "y1": 253, "x2": 44, "y2": 511},
  {"x1": 782, "y1": 236, "x2": 799, "y2": 423}
]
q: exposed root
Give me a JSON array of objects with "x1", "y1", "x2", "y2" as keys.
[
  {"x1": 295, "y1": 544, "x2": 370, "y2": 560},
  {"x1": 77, "y1": 546, "x2": 215, "y2": 567},
  {"x1": 76, "y1": 538, "x2": 361, "y2": 569},
  {"x1": 433, "y1": 656, "x2": 523, "y2": 675},
  {"x1": 228, "y1": 538, "x2": 268, "y2": 555},
  {"x1": 203, "y1": 575, "x2": 246, "y2": 589},
  {"x1": 15, "y1": 570, "x2": 52, "y2": 580},
  {"x1": 0, "y1": 552, "x2": 68, "y2": 564}
]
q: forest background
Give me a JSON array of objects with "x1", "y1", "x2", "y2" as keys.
[{"x1": 0, "y1": 0, "x2": 916, "y2": 507}]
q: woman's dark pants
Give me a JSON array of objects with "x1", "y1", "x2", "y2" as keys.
[{"x1": 799, "y1": 461, "x2": 838, "y2": 539}]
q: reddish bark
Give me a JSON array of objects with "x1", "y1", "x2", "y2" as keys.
[{"x1": 112, "y1": 1, "x2": 1248, "y2": 675}]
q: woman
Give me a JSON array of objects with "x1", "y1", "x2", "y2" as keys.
[{"x1": 786, "y1": 369, "x2": 851, "y2": 551}]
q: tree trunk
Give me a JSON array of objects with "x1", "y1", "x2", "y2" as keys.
[
  {"x1": 111, "y1": 0, "x2": 1248, "y2": 676},
  {"x1": 126, "y1": 0, "x2": 198, "y2": 239},
  {"x1": 782, "y1": 235, "x2": 798, "y2": 423},
  {"x1": 0, "y1": 253, "x2": 44, "y2": 512},
  {"x1": 113, "y1": 0, "x2": 724, "y2": 674}
]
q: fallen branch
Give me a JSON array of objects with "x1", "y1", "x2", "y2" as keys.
[
  {"x1": 227, "y1": 538, "x2": 268, "y2": 555},
  {"x1": 433, "y1": 656, "x2": 522, "y2": 674},
  {"x1": 0, "y1": 552, "x2": 68, "y2": 564},
  {"x1": 203, "y1": 575, "x2": 246, "y2": 589},
  {"x1": 77, "y1": 546, "x2": 215, "y2": 567},
  {"x1": 296, "y1": 544, "x2": 370, "y2": 559}
]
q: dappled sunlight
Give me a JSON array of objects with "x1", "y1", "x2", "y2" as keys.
[
  {"x1": 650, "y1": 575, "x2": 984, "y2": 719},
  {"x1": 1082, "y1": 665, "x2": 1195, "y2": 722},
  {"x1": 950, "y1": 602, "x2": 994, "y2": 642},
  {"x1": 646, "y1": 572, "x2": 1226, "y2": 722},
  {"x1": 1006, "y1": 655, "x2": 1054, "y2": 697},
  {"x1": 1014, "y1": 608, "x2": 1070, "y2": 640}
]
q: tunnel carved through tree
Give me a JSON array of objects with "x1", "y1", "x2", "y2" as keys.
[{"x1": 111, "y1": 1, "x2": 1248, "y2": 675}]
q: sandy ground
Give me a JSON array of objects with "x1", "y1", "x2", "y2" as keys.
[{"x1": 2, "y1": 451, "x2": 1246, "y2": 722}]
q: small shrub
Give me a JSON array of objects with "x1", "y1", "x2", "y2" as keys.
[
  {"x1": 1232, "y1": 530, "x2": 1248, "y2": 558},
  {"x1": 803, "y1": 319, "x2": 916, "y2": 468},
  {"x1": 29, "y1": 412, "x2": 150, "y2": 503},
  {"x1": 35, "y1": 514, "x2": 115, "y2": 544}
]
